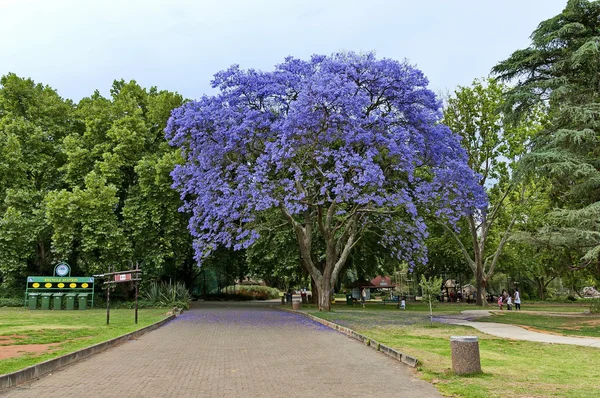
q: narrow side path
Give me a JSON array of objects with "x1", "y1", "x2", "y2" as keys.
[
  {"x1": 2, "y1": 302, "x2": 440, "y2": 398},
  {"x1": 437, "y1": 310, "x2": 600, "y2": 347}
]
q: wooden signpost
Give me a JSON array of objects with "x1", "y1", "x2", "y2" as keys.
[{"x1": 94, "y1": 263, "x2": 142, "y2": 325}]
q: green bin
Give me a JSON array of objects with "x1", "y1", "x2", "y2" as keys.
[
  {"x1": 52, "y1": 293, "x2": 65, "y2": 310},
  {"x1": 41, "y1": 293, "x2": 53, "y2": 310},
  {"x1": 346, "y1": 294, "x2": 353, "y2": 305},
  {"x1": 28, "y1": 293, "x2": 40, "y2": 310},
  {"x1": 65, "y1": 293, "x2": 77, "y2": 310},
  {"x1": 77, "y1": 293, "x2": 89, "y2": 310}
]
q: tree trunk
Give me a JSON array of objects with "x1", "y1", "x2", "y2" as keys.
[
  {"x1": 316, "y1": 280, "x2": 332, "y2": 311},
  {"x1": 476, "y1": 260, "x2": 484, "y2": 306},
  {"x1": 311, "y1": 278, "x2": 319, "y2": 305},
  {"x1": 474, "y1": 248, "x2": 489, "y2": 306},
  {"x1": 535, "y1": 277, "x2": 545, "y2": 300},
  {"x1": 36, "y1": 240, "x2": 47, "y2": 272}
]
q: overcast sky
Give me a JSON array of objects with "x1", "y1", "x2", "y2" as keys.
[{"x1": 0, "y1": 0, "x2": 567, "y2": 102}]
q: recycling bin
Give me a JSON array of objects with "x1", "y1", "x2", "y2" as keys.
[
  {"x1": 65, "y1": 293, "x2": 77, "y2": 310},
  {"x1": 78, "y1": 293, "x2": 89, "y2": 310},
  {"x1": 41, "y1": 293, "x2": 53, "y2": 310},
  {"x1": 28, "y1": 293, "x2": 40, "y2": 310},
  {"x1": 52, "y1": 293, "x2": 65, "y2": 310}
]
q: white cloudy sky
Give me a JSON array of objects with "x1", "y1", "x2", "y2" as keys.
[{"x1": 0, "y1": 0, "x2": 567, "y2": 101}]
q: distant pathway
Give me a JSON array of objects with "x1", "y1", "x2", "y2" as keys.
[
  {"x1": 436, "y1": 310, "x2": 600, "y2": 347},
  {"x1": 2, "y1": 302, "x2": 441, "y2": 398}
]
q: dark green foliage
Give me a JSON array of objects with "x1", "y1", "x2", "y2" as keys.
[
  {"x1": 494, "y1": 0, "x2": 600, "y2": 275},
  {"x1": 589, "y1": 298, "x2": 600, "y2": 314},
  {"x1": 220, "y1": 284, "x2": 280, "y2": 300},
  {"x1": 0, "y1": 74, "x2": 77, "y2": 284},
  {"x1": 0, "y1": 75, "x2": 194, "y2": 295},
  {"x1": 142, "y1": 280, "x2": 191, "y2": 307},
  {"x1": 0, "y1": 297, "x2": 23, "y2": 307}
]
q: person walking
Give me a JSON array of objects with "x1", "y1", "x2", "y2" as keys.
[
  {"x1": 361, "y1": 288, "x2": 366, "y2": 308},
  {"x1": 514, "y1": 288, "x2": 521, "y2": 310},
  {"x1": 497, "y1": 294, "x2": 503, "y2": 310},
  {"x1": 507, "y1": 294, "x2": 513, "y2": 310}
]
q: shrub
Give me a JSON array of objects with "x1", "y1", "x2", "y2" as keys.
[
  {"x1": 589, "y1": 298, "x2": 600, "y2": 314},
  {"x1": 0, "y1": 297, "x2": 24, "y2": 307},
  {"x1": 142, "y1": 281, "x2": 191, "y2": 308},
  {"x1": 205, "y1": 293, "x2": 253, "y2": 301},
  {"x1": 220, "y1": 285, "x2": 280, "y2": 300},
  {"x1": 567, "y1": 295, "x2": 577, "y2": 301}
]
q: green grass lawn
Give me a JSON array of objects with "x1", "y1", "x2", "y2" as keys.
[
  {"x1": 306, "y1": 305, "x2": 600, "y2": 398},
  {"x1": 328, "y1": 299, "x2": 591, "y2": 314},
  {"x1": 328, "y1": 300, "x2": 474, "y2": 314},
  {"x1": 0, "y1": 307, "x2": 171, "y2": 375},
  {"x1": 476, "y1": 311, "x2": 600, "y2": 338}
]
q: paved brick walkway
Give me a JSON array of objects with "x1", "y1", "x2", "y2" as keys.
[{"x1": 2, "y1": 302, "x2": 440, "y2": 398}]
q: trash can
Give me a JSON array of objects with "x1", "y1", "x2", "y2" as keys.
[
  {"x1": 78, "y1": 293, "x2": 89, "y2": 310},
  {"x1": 346, "y1": 294, "x2": 353, "y2": 305},
  {"x1": 292, "y1": 300, "x2": 301, "y2": 310},
  {"x1": 450, "y1": 336, "x2": 482, "y2": 375},
  {"x1": 41, "y1": 293, "x2": 53, "y2": 310},
  {"x1": 52, "y1": 293, "x2": 65, "y2": 310},
  {"x1": 28, "y1": 293, "x2": 40, "y2": 310},
  {"x1": 65, "y1": 293, "x2": 77, "y2": 310}
]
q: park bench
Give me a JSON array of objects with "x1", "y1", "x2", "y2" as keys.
[{"x1": 382, "y1": 296, "x2": 401, "y2": 306}]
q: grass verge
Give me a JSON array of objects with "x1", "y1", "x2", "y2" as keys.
[
  {"x1": 0, "y1": 307, "x2": 170, "y2": 375},
  {"x1": 476, "y1": 311, "x2": 600, "y2": 338}
]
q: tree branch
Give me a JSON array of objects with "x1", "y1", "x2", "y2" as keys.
[
  {"x1": 441, "y1": 222, "x2": 476, "y2": 272},
  {"x1": 484, "y1": 216, "x2": 517, "y2": 278}
]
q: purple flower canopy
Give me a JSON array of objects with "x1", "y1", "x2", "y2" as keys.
[{"x1": 166, "y1": 52, "x2": 486, "y2": 266}]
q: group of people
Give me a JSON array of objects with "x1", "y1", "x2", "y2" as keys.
[{"x1": 497, "y1": 288, "x2": 521, "y2": 310}]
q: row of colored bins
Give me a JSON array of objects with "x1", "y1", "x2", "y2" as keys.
[{"x1": 27, "y1": 293, "x2": 89, "y2": 310}]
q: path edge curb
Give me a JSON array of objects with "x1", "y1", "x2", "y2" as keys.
[
  {"x1": 276, "y1": 306, "x2": 419, "y2": 368},
  {"x1": 0, "y1": 314, "x2": 177, "y2": 390}
]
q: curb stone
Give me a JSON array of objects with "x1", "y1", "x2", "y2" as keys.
[
  {"x1": 0, "y1": 314, "x2": 177, "y2": 390},
  {"x1": 276, "y1": 306, "x2": 419, "y2": 368}
]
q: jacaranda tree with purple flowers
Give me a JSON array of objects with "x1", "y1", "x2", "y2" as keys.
[{"x1": 166, "y1": 52, "x2": 486, "y2": 311}]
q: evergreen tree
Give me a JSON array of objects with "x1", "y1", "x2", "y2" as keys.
[{"x1": 493, "y1": 0, "x2": 600, "y2": 274}]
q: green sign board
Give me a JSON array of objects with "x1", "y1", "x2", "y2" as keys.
[
  {"x1": 25, "y1": 262, "x2": 96, "y2": 309},
  {"x1": 27, "y1": 276, "x2": 93, "y2": 283},
  {"x1": 26, "y1": 276, "x2": 94, "y2": 290}
]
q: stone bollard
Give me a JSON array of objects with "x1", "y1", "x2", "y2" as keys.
[
  {"x1": 292, "y1": 300, "x2": 301, "y2": 310},
  {"x1": 450, "y1": 336, "x2": 481, "y2": 375}
]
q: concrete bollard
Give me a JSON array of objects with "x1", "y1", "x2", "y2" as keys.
[
  {"x1": 450, "y1": 336, "x2": 481, "y2": 375},
  {"x1": 292, "y1": 300, "x2": 301, "y2": 310}
]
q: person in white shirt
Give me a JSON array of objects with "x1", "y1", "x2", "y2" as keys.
[
  {"x1": 400, "y1": 296, "x2": 406, "y2": 310},
  {"x1": 507, "y1": 294, "x2": 513, "y2": 310},
  {"x1": 514, "y1": 288, "x2": 521, "y2": 310}
]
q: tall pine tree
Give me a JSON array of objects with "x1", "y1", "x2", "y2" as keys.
[{"x1": 493, "y1": 0, "x2": 600, "y2": 275}]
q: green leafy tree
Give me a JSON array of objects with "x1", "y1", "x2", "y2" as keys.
[
  {"x1": 442, "y1": 78, "x2": 540, "y2": 305},
  {"x1": 420, "y1": 274, "x2": 443, "y2": 326},
  {"x1": 493, "y1": 0, "x2": 600, "y2": 275},
  {"x1": 0, "y1": 74, "x2": 75, "y2": 284},
  {"x1": 45, "y1": 80, "x2": 192, "y2": 279}
]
